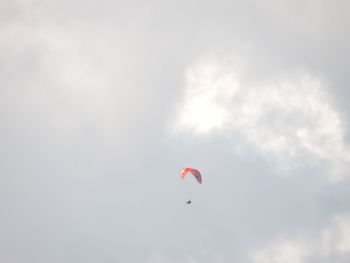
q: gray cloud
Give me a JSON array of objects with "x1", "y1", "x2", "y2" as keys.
[{"x1": 1, "y1": 1, "x2": 350, "y2": 262}]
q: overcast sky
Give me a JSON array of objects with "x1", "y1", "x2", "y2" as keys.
[{"x1": 1, "y1": 0, "x2": 350, "y2": 262}]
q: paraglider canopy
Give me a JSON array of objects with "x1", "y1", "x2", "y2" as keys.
[{"x1": 179, "y1": 168, "x2": 202, "y2": 184}]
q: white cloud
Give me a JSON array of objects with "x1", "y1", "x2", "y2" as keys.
[
  {"x1": 252, "y1": 240, "x2": 309, "y2": 263},
  {"x1": 171, "y1": 55, "x2": 350, "y2": 180},
  {"x1": 251, "y1": 214, "x2": 350, "y2": 263},
  {"x1": 173, "y1": 58, "x2": 242, "y2": 134}
]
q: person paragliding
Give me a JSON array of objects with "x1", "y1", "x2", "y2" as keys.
[{"x1": 179, "y1": 168, "x2": 202, "y2": 204}]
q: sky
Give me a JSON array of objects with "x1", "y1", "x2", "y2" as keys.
[{"x1": 1, "y1": 0, "x2": 350, "y2": 262}]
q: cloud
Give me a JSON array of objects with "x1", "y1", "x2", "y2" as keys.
[
  {"x1": 252, "y1": 240, "x2": 309, "y2": 263},
  {"x1": 171, "y1": 54, "x2": 350, "y2": 180},
  {"x1": 0, "y1": 12, "x2": 151, "y2": 143},
  {"x1": 0, "y1": 20, "x2": 111, "y2": 131},
  {"x1": 251, "y1": 214, "x2": 350, "y2": 263},
  {"x1": 146, "y1": 252, "x2": 227, "y2": 263}
]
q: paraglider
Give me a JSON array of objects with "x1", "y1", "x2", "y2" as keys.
[{"x1": 180, "y1": 168, "x2": 202, "y2": 204}]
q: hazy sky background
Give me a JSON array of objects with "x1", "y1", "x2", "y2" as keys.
[{"x1": 1, "y1": 0, "x2": 350, "y2": 262}]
